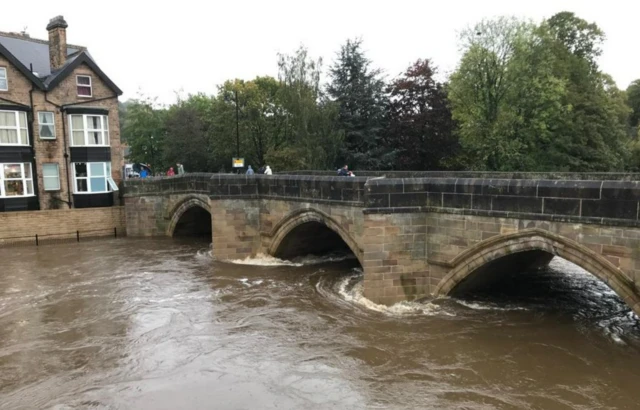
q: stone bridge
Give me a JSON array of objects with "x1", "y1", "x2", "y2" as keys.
[{"x1": 124, "y1": 172, "x2": 640, "y2": 315}]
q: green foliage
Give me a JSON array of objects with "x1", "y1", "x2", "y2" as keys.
[
  {"x1": 121, "y1": 97, "x2": 167, "y2": 171},
  {"x1": 327, "y1": 39, "x2": 387, "y2": 170},
  {"x1": 449, "y1": 13, "x2": 630, "y2": 171},
  {"x1": 163, "y1": 94, "x2": 216, "y2": 172},
  {"x1": 541, "y1": 12, "x2": 629, "y2": 171},
  {"x1": 449, "y1": 17, "x2": 565, "y2": 170},
  {"x1": 627, "y1": 79, "x2": 640, "y2": 128},
  {"x1": 276, "y1": 46, "x2": 343, "y2": 170}
]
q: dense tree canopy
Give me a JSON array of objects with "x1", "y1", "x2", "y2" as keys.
[
  {"x1": 386, "y1": 59, "x2": 458, "y2": 170},
  {"x1": 120, "y1": 12, "x2": 637, "y2": 175}
]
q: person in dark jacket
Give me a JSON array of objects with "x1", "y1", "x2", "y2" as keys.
[{"x1": 337, "y1": 165, "x2": 349, "y2": 176}]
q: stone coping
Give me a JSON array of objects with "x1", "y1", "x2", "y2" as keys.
[{"x1": 282, "y1": 170, "x2": 640, "y2": 180}]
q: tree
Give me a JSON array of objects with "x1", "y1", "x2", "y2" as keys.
[
  {"x1": 540, "y1": 12, "x2": 629, "y2": 171},
  {"x1": 449, "y1": 13, "x2": 629, "y2": 171},
  {"x1": 386, "y1": 59, "x2": 459, "y2": 170},
  {"x1": 163, "y1": 94, "x2": 216, "y2": 172},
  {"x1": 627, "y1": 79, "x2": 640, "y2": 129},
  {"x1": 121, "y1": 97, "x2": 167, "y2": 171},
  {"x1": 448, "y1": 17, "x2": 566, "y2": 170},
  {"x1": 273, "y1": 46, "x2": 343, "y2": 170},
  {"x1": 327, "y1": 39, "x2": 388, "y2": 169}
]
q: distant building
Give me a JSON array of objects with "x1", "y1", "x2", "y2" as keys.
[{"x1": 0, "y1": 16, "x2": 123, "y2": 211}]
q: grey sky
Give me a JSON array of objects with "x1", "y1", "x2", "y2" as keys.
[{"x1": 2, "y1": 0, "x2": 637, "y2": 103}]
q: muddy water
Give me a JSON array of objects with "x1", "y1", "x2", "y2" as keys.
[{"x1": 1, "y1": 238, "x2": 640, "y2": 409}]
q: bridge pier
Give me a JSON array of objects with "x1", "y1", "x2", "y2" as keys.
[{"x1": 210, "y1": 199, "x2": 261, "y2": 260}]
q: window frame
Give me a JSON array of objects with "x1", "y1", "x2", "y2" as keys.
[
  {"x1": 72, "y1": 162, "x2": 118, "y2": 194},
  {"x1": 0, "y1": 162, "x2": 34, "y2": 198},
  {"x1": 0, "y1": 110, "x2": 29, "y2": 145},
  {"x1": 69, "y1": 114, "x2": 110, "y2": 147},
  {"x1": 38, "y1": 111, "x2": 56, "y2": 140},
  {"x1": 0, "y1": 67, "x2": 7, "y2": 91},
  {"x1": 76, "y1": 75, "x2": 92, "y2": 97},
  {"x1": 42, "y1": 163, "x2": 61, "y2": 191}
]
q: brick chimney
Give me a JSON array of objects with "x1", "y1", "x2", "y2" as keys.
[{"x1": 46, "y1": 16, "x2": 68, "y2": 71}]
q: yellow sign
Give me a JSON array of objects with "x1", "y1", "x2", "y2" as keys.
[{"x1": 232, "y1": 157, "x2": 245, "y2": 168}]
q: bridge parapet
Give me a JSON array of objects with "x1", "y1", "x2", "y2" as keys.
[
  {"x1": 125, "y1": 174, "x2": 367, "y2": 206},
  {"x1": 366, "y1": 177, "x2": 640, "y2": 227}
]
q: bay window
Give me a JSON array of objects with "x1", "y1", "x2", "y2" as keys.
[
  {"x1": 0, "y1": 110, "x2": 29, "y2": 145},
  {"x1": 0, "y1": 163, "x2": 34, "y2": 197},
  {"x1": 73, "y1": 162, "x2": 118, "y2": 194},
  {"x1": 69, "y1": 114, "x2": 109, "y2": 146}
]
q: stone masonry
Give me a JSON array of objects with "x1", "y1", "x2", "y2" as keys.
[{"x1": 124, "y1": 173, "x2": 640, "y2": 315}]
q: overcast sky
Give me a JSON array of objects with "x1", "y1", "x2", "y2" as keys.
[{"x1": 2, "y1": 0, "x2": 638, "y2": 104}]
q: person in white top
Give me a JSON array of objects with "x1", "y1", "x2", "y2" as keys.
[{"x1": 264, "y1": 165, "x2": 273, "y2": 175}]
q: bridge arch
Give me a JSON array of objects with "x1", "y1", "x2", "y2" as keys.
[
  {"x1": 167, "y1": 196, "x2": 212, "y2": 237},
  {"x1": 433, "y1": 228, "x2": 640, "y2": 314},
  {"x1": 268, "y1": 208, "x2": 363, "y2": 265}
]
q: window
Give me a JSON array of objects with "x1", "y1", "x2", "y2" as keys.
[
  {"x1": 0, "y1": 163, "x2": 34, "y2": 197},
  {"x1": 73, "y1": 162, "x2": 118, "y2": 194},
  {"x1": 0, "y1": 67, "x2": 7, "y2": 91},
  {"x1": 0, "y1": 110, "x2": 29, "y2": 145},
  {"x1": 76, "y1": 75, "x2": 92, "y2": 97},
  {"x1": 42, "y1": 163, "x2": 60, "y2": 191},
  {"x1": 38, "y1": 112, "x2": 56, "y2": 139},
  {"x1": 69, "y1": 114, "x2": 109, "y2": 146}
]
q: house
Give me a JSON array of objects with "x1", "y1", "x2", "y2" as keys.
[{"x1": 0, "y1": 16, "x2": 122, "y2": 212}]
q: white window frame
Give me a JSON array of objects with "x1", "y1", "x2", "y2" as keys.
[
  {"x1": 38, "y1": 111, "x2": 56, "y2": 140},
  {"x1": 69, "y1": 114, "x2": 110, "y2": 147},
  {"x1": 42, "y1": 163, "x2": 61, "y2": 191},
  {"x1": 0, "y1": 110, "x2": 29, "y2": 145},
  {"x1": 76, "y1": 75, "x2": 92, "y2": 97},
  {"x1": 0, "y1": 67, "x2": 7, "y2": 91},
  {"x1": 0, "y1": 163, "x2": 34, "y2": 198},
  {"x1": 72, "y1": 162, "x2": 118, "y2": 194}
]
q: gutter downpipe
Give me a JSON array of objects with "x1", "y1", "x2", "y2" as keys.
[{"x1": 44, "y1": 92, "x2": 73, "y2": 208}]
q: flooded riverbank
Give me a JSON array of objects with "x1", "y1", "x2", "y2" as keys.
[{"x1": 1, "y1": 238, "x2": 640, "y2": 409}]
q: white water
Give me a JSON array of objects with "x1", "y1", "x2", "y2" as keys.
[{"x1": 226, "y1": 252, "x2": 356, "y2": 267}]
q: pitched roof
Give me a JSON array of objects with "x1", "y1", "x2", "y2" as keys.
[{"x1": 0, "y1": 31, "x2": 121, "y2": 95}]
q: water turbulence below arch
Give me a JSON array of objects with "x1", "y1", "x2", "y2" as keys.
[
  {"x1": 172, "y1": 206, "x2": 212, "y2": 239},
  {"x1": 274, "y1": 221, "x2": 354, "y2": 261},
  {"x1": 447, "y1": 250, "x2": 640, "y2": 328},
  {"x1": 450, "y1": 250, "x2": 555, "y2": 298}
]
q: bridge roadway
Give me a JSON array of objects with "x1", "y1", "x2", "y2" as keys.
[{"x1": 124, "y1": 172, "x2": 640, "y2": 315}]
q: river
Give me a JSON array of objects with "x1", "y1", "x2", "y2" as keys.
[{"x1": 1, "y1": 238, "x2": 640, "y2": 409}]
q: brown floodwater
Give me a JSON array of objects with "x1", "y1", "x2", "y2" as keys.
[{"x1": 1, "y1": 238, "x2": 640, "y2": 409}]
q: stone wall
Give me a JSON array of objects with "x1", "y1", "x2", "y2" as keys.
[
  {"x1": 0, "y1": 206, "x2": 125, "y2": 245},
  {"x1": 366, "y1": 177, "x2": 640, "y2": 226},
  {"x1": 210, "y1": 199, "x2": 261, "y2": 260},
  {"x1": 362, "y1": 213, "x2": 428, "y2": 305}
]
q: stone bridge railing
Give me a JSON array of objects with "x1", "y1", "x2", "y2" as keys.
[
  {"x1": 125, "y1": 173, "x2": 368, "y2": 206},
  {"x1": 124, "y1": 172, "x2": 640, "y2": 228}
]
